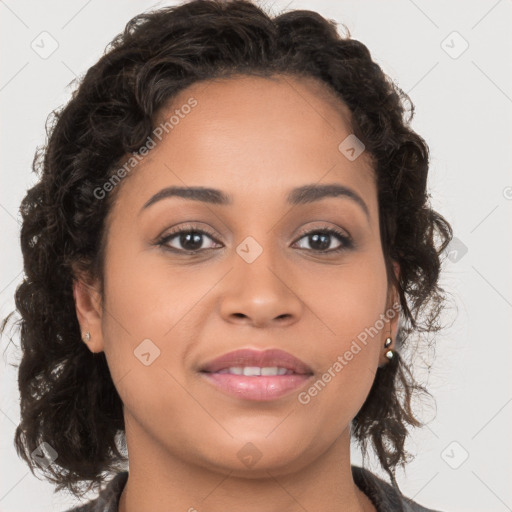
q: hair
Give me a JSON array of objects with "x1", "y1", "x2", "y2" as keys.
[{"x1": 1, "y1": 0, "x2": 453, "y2": 499}]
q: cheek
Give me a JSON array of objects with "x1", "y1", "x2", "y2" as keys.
[
  {"x1": 99, "y1": 240, "x2": 219, "y2": 409},
  {"x1": 304, "y1": 249, "x2": 388, "y2": 346},
  {"x1": 98, "y1": 242, "x2": 181, "y2": 392},
  {"x1": 296, "y1": 251, "x2": 387, "y2": 411},
  {"x1": 101, "y1": 236, "x2": 204, "y2": 340},
  {"x1": 295, "y1": 355, "x2": 376, "y2": 444},
  {"x1": 296, "y1": 285, "x2": 385, "y2": 430}
]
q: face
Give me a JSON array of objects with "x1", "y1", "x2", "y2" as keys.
[{"x1": 75, "y1": 74, "x2": 400, "y2": 477}]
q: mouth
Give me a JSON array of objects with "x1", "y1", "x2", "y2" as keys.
[
  {"x1": 199, "y1": 348, "x2": 314, "y2": 375},
  {"x1": 207, "y1": 366, "x2": 302, "y2": 376},
  {"x1": 198, "y1": 348, "x2": 314, "y2": 401}
]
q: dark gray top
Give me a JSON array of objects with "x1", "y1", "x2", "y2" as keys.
[{"x1": 64, "y1": 465, "x2": 443, "y2": 512}]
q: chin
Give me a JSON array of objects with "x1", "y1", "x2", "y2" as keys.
[{"x1": 192, "y1": 434, "x2": 317, "y2": 477}]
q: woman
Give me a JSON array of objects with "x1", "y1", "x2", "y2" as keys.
[{"x1": 1, "y1": 0, "x2": 452, "y2": 510}]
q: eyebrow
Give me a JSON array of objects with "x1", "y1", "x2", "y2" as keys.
[{"x1": 140, "y1": 183, "x2": 370, "y2": 220}]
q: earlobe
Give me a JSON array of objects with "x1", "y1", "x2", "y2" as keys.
[
  {"x1": 384, "y1": 260, "x2": 401, "y2": 345},
  {"x1": 387, "y1": 260, "x2": 401, "y2": 311},
  {"x1": 72, "y1": 275, "x2": 105, "y2": 353},
  {"x1": 392, "y1": 260, "x2": 400, "y2": 281}
]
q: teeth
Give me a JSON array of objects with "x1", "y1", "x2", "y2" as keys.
[
  {"x1": 243, "y1": 366, "x2": 261, "y2": 376},
  {"x1": 262, "y1": 367, "x2": 288, "y2": 376},
  {"x1": 218, "y1": 366, "x2": 293, "y2": 376}
]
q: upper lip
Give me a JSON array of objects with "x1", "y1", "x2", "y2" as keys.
[{"x1": 199, "y1": 348, "x2": 314, "y2": 375}]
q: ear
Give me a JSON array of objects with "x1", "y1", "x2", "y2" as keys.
[{"x1": 72, "y1": 270, "x2": 105, "y2": 354}]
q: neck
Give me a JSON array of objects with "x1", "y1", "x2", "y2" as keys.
[{"x1": 118, "y1": 412, "x2": 375, "y2": 512}]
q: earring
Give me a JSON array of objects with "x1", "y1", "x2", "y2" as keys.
[
  {"x1": 83, "y1": 331, "x2": 91, "y2": 342},
  {"x1": 384, "y1": 335, "x2": 393, "y2": 361}
]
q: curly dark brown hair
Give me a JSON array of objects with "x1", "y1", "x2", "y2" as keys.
[{"x1": 1, "y1": 0, "x2": 453, "y2": 499}]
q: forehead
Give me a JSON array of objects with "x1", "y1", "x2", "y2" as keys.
[
  {"x1": 156, "y1": 73, "x2": 359, "y2": 159},
  {"x1": 162, "y1": 73, "x2": 354, "y2": 129},
  {"x1": 114, "y1": 73, "x2": 376, "y2": 213}
]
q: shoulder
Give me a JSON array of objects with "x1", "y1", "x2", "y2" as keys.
[
  {"x1": 351, "y1": 465, "x2": 445, "y2": 512},
  {"x1": 63, "y1": 472, "x2": 128, "y2": 512}
]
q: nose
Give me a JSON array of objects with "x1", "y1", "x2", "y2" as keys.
[{"x1": 219, "y1": 249, "x2": 303, "y2": 328}]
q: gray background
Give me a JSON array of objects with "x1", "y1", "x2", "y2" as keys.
[{"x1": 1, "y1": 1, "x2": 511, "y2": 511}]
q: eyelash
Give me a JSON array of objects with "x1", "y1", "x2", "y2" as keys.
[{"x1": 155, "y1": 224, "x2": 354, "y2": 255}]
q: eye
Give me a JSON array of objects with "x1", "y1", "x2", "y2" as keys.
[
  {"x1": 293, "y1": 226, "x2": 353, "y2": 253},
  {"x1": 156, "y1": 225, "x2": 222, "y2": 253},
  {"x1": 155, "y1": 224, "x2": 353, "y2": 255}
]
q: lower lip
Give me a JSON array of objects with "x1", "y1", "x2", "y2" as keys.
[{"x1": 200, "y1": 372, "x2": 313, "y2": 401}]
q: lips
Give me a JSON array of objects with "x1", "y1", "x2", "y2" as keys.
[
  {"x1": 199, "y1": 348, "x2": 314, "y2": 401},
  {"x1": 199, "y1": 348, "x2": 314, "y2": 375}
]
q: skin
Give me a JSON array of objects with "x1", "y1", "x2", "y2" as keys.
[{"x1": 74, "y1": 73, "x2": 400, "y2": 512}]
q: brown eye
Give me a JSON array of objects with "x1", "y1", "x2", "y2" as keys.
[
  {"x1": 157, "y1": 227, "x2": 222, "y2": 253},
  {"x1": 293, "y1": 228, "x2": 353, "y2": 253}
]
